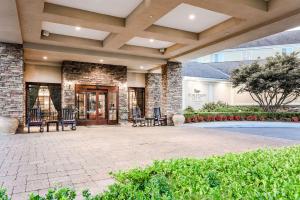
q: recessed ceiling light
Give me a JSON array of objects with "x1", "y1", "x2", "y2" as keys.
[
  {"x1": 43, "y1": 56, "x2": 48, "y2": 60},
  {"x1": 75, "y1": 26, "x2": 81, "y2": 31},
  {"x1": 99, "y1": 59, "x2": 104, "y2": 63},
  {"x1": 189, "y1": 14, "x2": 196, "y2": 20},
  {"x1": 149, "y1": 39, "x2": 154, "y2": 43},
  {"x1": 140, "y1": 66, "x2": 144, "y2": 69},
  {"x1": 149, "y1": 15, "x2": 153, "y2": 18}
]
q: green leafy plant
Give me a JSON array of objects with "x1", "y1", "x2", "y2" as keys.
[
  {"x1": 97, "y1": 146, "x2": 300, "y2": 199},
  {"x1": 0, "y1": 188, "x2": 10, "y2": 200},
  {"x1": 29, "y1": 188, "x2": 76, "y2": 200}
]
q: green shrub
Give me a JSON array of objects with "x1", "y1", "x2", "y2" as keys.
[
  {"x1": 98, "y1": 146, "x2": 300, "y2": 200},
  {"x1": 0, "y1": 188, "x2": 10, "y2": 200},
  {"x1": 199, "y1": 102, "x2": 263, "y2": 113},
  {"x1": 184, "y1": 112, "x2": 300, "y2": 122},
  {"x1": 28, "y1": 188, "x2": 76, "y2": 200},
  {"x1": 184, "y1": 106, "x2": 195, "y2": 113}
]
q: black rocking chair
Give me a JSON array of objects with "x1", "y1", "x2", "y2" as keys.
[
  {"x1": 132, "y1": 107, "x2": 145, "y2": 127},
  {"x1": 61, "y1": 108, "x2": 76, "y2": 131},
  {"x1": 154, "y1": 107, "x2": 167, "y2": 126},
  {"x1": 27, "y1": 108, "x2": 44, "y2": 133}
]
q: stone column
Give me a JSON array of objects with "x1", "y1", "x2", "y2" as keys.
[
  {"x1": 161, "y1": 61, "x2": 183, "y2": 125},
  {"x1": 0, "y1": 42, "x2": 24, "y2": 131},
  {"x1": 145, "y1": 73, "x2": 162, "y2": 117}
]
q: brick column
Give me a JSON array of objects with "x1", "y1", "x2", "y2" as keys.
[
  {"x1": 0, "y1": 42, "x2": 24, "y2": 130},
  {"x1": 145, "y1": 73, "x2": 162, "y2": 117},
  {"x1": 161, "y1": 61, "x2": 183, "y2": 125}
]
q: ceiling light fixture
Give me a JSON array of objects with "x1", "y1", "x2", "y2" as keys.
[
  {"x1": 99, "y1": 59, "x2": 104, "y2": 63},
  {"x1": 140, "y1": 66, "x2": 144, "y2": 69},
  {"x1": 149, "y1": 39, "x2": 154, "y2": 43},
  {"x1": 75, "y1": 26, "x2": 81, "y2": 31},
  {"x1": 43, "y1": 56, "x2": 48, "y2": 60},
  {"x1": 189, "y1": 14, "x2": 196, "y2": 20}
]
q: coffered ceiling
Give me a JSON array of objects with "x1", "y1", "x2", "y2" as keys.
[{"x1": 12, "y1": 0, "x2": 300, "y2": 70}]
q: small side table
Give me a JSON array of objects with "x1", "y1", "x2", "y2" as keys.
[
  {"x1": 46, "y1": 120, "x2": 59, "y2": 132},
  {"x1": 145, "y1": 117, "x2": 155, "y2": 127}
]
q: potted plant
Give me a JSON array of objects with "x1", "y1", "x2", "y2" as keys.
[{"x1": 172, "y1": 110, "x2": 185, "y2": 126}]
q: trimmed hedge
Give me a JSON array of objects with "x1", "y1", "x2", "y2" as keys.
[
  {"x1": 1, "y1": 146, "x2": 300, "y2": 199},
  {"x1": 184, "y1": 112, "x2": 300, "y2": 123}
]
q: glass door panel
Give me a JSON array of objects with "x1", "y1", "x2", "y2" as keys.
[
  {"x1": 77, "y1": 93, "x2": 86, "y2": 120},
  {"x1": 108, "y1": 92, "x2": 117, "y2": 121},
  {"x1": 87, "y1": 92, "x2": 96, "y2": 120},
  {"x1": 98, "y1": 93, "x2": 106, "y2": 119}
]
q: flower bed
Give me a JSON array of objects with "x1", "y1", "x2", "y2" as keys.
[{"x1": 184, "y1": 112, "x2": 300, "y2": 123}]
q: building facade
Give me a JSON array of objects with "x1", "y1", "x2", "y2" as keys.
[{"x1": 1, "y1": 41, "x2": 183, "y2": 130}]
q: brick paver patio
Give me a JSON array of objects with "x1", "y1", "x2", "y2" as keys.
[{"x1": 0, "y1": 126, "x2": 298, "y2": 199}]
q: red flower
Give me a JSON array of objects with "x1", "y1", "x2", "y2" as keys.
[
  {"x1": 234, "y1": 116, "x2": 241, "y2": 121},
  {"x1": 198, "y1": 116, "x2": 204, "y2": 122},
  {"x1": 227, "y1": 116, "x2": 234, "y2": 121},
  {"x1": 215, "y1": 115, "x2": 222, "y2": 121},
  {"x1": 291, "y1": 117, "x2": 299, "y2": 122}
]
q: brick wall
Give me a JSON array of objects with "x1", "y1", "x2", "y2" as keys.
[
  {"x1": 0, "y1": 42, "x2": 24, "y2": 125},
  {"x1": 145, "y1": 73, "x2": 162, "y2": 117},
  {"x1": 62, "y1": 61, "x2": 128, "y2": 120}
]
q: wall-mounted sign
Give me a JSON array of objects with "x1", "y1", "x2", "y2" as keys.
[{"x1": 188, "y1": 88, "x2": 207, "y2": 102}]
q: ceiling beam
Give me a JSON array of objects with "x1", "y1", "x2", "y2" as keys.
[
  {"x1": 43, "y1": 1, "x2": 197, "y2": 47},
  {"x1": 143, "y1": 25, "x2": 198, "y2": 44},
  {"x1": 184, "y1": 0, "x2": 268, "y2": 19},
  {"x1": 24, "y1": 42, "x2": 167, "y2": 65},
  {"x1": 43, "y1": 3, "x2": 125, "y2": 33},
  {"x1": 41, "y1": 33, "x2": 103, "y2": 48},
  {"x1": 103, "y1": 0, "x2": 183, "y2": 49}
]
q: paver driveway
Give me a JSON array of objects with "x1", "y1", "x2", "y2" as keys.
[{"x1": 0, "y1": 126, "x2": 299, "y2": 199}]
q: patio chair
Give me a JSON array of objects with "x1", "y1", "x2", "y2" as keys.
[
  {"x1": 27, "y1": 108, "x2": 44, "y2": 133},
  {"x1": 132, "y1": 107, "x2": 145, "y2": 127},
  {"x1": 61, "y1": 108, "x2": 76, "y2": 131},
  {"x1": 153, "y1": 107, "x2": 167, "y2": 126}
]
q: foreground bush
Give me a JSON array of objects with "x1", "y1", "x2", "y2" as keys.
[
  {"x1": 100, "y1": 146, "x2": 300, "y2": 199},
  {"x1": 1, "y1": 146, "x2": 299, "y2": 199}
]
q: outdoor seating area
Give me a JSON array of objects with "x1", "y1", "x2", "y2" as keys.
[
  {"x1": 132, "y1": 107, "x2": 167, "y2": 127},
  {"x1": 27, "y1": 108, "x2": 76, "y2": 133}
]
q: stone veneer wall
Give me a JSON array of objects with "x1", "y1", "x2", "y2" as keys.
[
  {"x1": 161, "y1": 62, "x2": 183, "y2": 125},
  {"x1": 0, "y1": 42, "x2": 24, "y2": 126},
  {"x1": 62, "y1": 61, "x2": 128, "y2": 120},
  {"x1": 145, "y1": 73, "x2": 162, "y2": 117}
]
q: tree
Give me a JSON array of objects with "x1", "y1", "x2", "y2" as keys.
[{"x1": 231, "y1": 53, "x2": 300, "y2": 112}]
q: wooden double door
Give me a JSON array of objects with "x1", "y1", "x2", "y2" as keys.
[{"x1": 76, "y1": 85, "x2": 118, "y2": 125}]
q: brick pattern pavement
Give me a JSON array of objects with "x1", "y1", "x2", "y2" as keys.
[{"x1": 0, "y1": 126, "x2": 298, "y2": 199}]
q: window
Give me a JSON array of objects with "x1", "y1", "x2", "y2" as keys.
[
  {"x1": 26, "y1": 83, "x2": 61, "y2": 122},
  {"x1": 211, "y1": 53, "x2": 224, "y2": 62},
  {"x1": 242, "y1": 50, "x2": 252, "y2": 60},
  {"x1": 282, "y1": 47, "x2": 294, "y2": 55}
]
